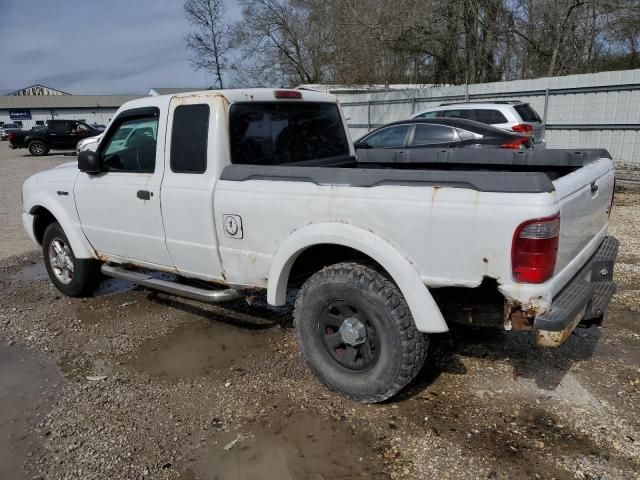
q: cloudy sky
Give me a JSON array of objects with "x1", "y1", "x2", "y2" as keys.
[{"x1": 0, "y1": 0, "x2": 241, "y2": 95}]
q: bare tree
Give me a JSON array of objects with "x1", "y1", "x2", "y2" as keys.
[
  {"x1": 184, "y1": 0, "x2": 640, "y2": 88},
  {"x1": 184, "y1": 0, "x2": 232, "y2": 88}
]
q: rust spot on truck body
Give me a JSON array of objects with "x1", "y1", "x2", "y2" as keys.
[{"x1": 504, "y1": 301, "x2": 540, "y2": 331}]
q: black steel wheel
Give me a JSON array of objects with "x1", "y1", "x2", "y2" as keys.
[
  {"x1": 294, "y1": 262, "x2": 429, "y2": 403},
  {"x1": 318, "y1": 300, "x2": 380, "y2": 371}
]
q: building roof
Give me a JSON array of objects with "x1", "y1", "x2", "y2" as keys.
[
  {"x1": 148, "y1": 87, "x2": 203, "y2": 96},
  {"x1": 0, "y1": 95, "x2": 141, "y2": 109}
]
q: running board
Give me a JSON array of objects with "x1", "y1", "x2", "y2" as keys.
[{"x1": 100, "y1": 264, "x2": 243, "y2": 304}]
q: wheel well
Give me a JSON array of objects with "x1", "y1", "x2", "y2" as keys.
[
  {"x1": 287, "y1": 244, "x2": 391, "y2": 288},
  {"x1": 31, "y1": 207, "x2": 57, "y2": 245}
]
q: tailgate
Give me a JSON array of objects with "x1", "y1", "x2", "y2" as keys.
[{"x1": 553, "y1": 158, "x2": 615, "y2": 273}]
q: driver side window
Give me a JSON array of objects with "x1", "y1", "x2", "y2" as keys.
[{"x1": 102, "y1": 115, "x2": 158, "y2": 173}]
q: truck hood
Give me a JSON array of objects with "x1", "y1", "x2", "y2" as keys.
[
  {"x1": 55, "y1": 160, "x2": 79, "y2": 170},
  {"x1": 26, "y1": 161, "x2": 80, "y2": 188}
]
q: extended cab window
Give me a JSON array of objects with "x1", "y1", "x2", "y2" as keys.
[
  {"x1": 229, "y1": 102, "x2": 349, "y2": 165},
  {"x1": 101, "y1": 114, "x2": 158, "y2": 173},
  {"x1": 171, "y1": 104, "x2": 209, "y2": 173}
]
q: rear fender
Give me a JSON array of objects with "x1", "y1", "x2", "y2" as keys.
[{"x1": 267, "y1": 222, "x2": 448, "y2": 333}]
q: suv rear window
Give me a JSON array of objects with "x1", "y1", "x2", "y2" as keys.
[
  {"x1": 514, "y1": 104, "x2": 541, "y2": 122},
  {"x1": 229, "y1": 102, "x2": 349, "y2": 165}
]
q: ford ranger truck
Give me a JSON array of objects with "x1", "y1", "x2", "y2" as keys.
[{"x1": 21, "y1": 88, "x2": 618, "y2": 403}]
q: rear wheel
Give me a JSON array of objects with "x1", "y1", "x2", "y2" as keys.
[
  {"x1": 294, "y1": 262, "x2": 429, "y2": 403},
  {"x1": 42, "y1": 222, "x2": 100, "y2": 297},
  {"x1": 28, "y1": 140, "x2": 49, "y2": 156}
]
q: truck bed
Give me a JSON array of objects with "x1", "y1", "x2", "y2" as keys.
[{"x1": 220, "y1": 149, "x2": 609, "y2": 194}]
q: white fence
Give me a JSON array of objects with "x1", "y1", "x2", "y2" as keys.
[{"x1": 335, "y1": 69, "x2": 640, "y2": 166}]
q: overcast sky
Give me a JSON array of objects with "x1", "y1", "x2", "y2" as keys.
[{"x1": 0, "y1": 0, "x2": 241, "y2": 95}]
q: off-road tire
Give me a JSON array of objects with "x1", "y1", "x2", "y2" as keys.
[
  {"x1": 42, "y1": 222, "x2": 101, "y2": 297},
  {"x1": 294, "y1": 262, "x2": 429, "y2": 403},
  {"x1": 28, "y1": 140, "x2": 49, "y2": 156}
]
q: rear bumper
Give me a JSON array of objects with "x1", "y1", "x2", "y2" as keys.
[{"x1": 533, "y1": 236, "x2": 618, "y2": 347}]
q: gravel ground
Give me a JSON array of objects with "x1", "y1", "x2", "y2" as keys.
[{"x1": 1, "y1": 146, "x2": 639, "y2": 479}]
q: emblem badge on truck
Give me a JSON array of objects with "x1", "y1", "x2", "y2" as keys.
[{"x1": 223, "y1": 214, "x2": 243, "y2": 239}]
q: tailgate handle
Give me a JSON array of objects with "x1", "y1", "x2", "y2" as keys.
[{"x1": 590, "y1": 182, "x2": 599, "y2": 195}]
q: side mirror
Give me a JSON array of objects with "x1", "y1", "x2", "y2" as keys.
[
  {"x1": 78, "y1": 150, "x2": 100, "y2": 174},
  {"x1": 354, "y1": 141, "x2": 370, "y2": 150}
]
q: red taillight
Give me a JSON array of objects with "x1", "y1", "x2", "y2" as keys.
[
  {"x1": 274, "y1": 90, "x2": 302, "y2": 99},
  {"x1": 512, "y1": 124, "x2": 533, "y2": 134},
  {"x1": 501, "y1": 136, "x2": 529, "y2": 149},
  {"x1": 512, "y1": 213, "x2": 560, "y2": 284},
  {"x1": 7, "y1": 131, "x2": 14, "y2": 141}
]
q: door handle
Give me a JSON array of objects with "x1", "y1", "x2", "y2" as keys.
[
  {"x1": 590, "y1": 182, "x2": 599, "y2": 195},
  {"x1": 137, "y1": 190, "x2": 152, "y2": 200}
]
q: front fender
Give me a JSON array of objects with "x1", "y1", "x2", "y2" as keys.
[
  {"x1": 267, "y1": 222, "x2": 448, "y2": 333},
  {"x1": 25, "y1": 196, "x2": 95, "y2": 259}
]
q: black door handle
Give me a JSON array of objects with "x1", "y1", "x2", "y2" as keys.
[
  {"x1": 590, "y1": 182, "x2": 599, "y2": 194},
  {"x1": 137, "y1": 190, "x2": 152, "y2": 200}
]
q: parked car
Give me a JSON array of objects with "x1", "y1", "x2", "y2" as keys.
[
  {"x1": 411, "y1": 101, "x2": 545, "y2": 146},
  {"x1": 90, "y1": 123, "x2": 107, "y2": 131},
  {"x1": 21, "y1": 88, "x2": 617, "y2": 402},
  {"x1": 354, "y1": 118, "x2": 532, "y2": 163},
  {"x1": 1, "y1": 123, "x2": 22, "y2": 140},
  {"x1": 8, "y1": 120, "x2": 102, "y2": 156}
]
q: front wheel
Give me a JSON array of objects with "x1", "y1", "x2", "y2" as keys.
[
  {"x1": 42, "y1": 222, "x2": 100, "y2": 297},
  {"x1": 294, "y1": 262, "x2": 429, "y2": 403}
]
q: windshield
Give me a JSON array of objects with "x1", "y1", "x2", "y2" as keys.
[{"x1": 229, "y1": 102, "x2": 350, "y2": 165}]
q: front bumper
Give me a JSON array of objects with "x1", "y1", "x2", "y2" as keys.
[
  {"x1": 22, "y1": 212, "x2": 38, "y2": 244},
  {"x1": 533, "y1": 236, "x2": 619, "y2": 347}
]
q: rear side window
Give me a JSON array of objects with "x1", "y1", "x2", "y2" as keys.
[
  {"x1": 229, "y1": 102, "x2": 349, "y2": 165},
  {"x1": 473, "y1": 109, "x2": 508, "y2": 124},
  {"x1": 48, "y1": 122, "x2": 67, "y2": 133},
  {"x1": 514, "y1": 104, "x2": 541, "y2": 122},
  {"x1": 438, "y1": 109, "x2": 475, "y2": 120},
  {"x1": 171, "y1": 104, "x2": 210, "y2": 173},
  {"x1": 411, "y1": 124, "x2": 457, "y2": 145},
  {"x1": 414, "y1": 111, "x2": 438, "y2": 119}
]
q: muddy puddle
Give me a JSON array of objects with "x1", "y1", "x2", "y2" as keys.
[
  {"x1": 124, "y1": 318, "x2": 282, "y2": 381},
  {"x1": 187, "y1": 410, "x2": 385, "y2": 480},
  {"x1": 0, "y1": 343, "x2": 63, "y2": 480}
]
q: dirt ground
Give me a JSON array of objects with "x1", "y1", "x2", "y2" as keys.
[{"x1": 1, "y1": 146, "x2": 639, "y2": 480}]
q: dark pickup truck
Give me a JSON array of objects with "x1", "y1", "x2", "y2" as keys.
[{"x1": 8, "y1": 120, "x2": 101, "y2": 156}]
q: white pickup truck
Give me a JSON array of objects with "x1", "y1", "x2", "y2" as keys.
[{"x1": 21, "y1": 88, "x2": 618, "y2": 402}]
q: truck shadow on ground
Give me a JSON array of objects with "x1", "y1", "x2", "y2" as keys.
[
  {"x1": 146, "y1": 291, "x2": 291, "y2": 331},
  {"x1": 398, "y1": 323, "x2": 603, "y2": 401},
  {"x1": 144, "y1": 286, "x2": 603, "y2": 398}
]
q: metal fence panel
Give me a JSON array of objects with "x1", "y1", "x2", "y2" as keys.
[{"x1": 337, "y1": 69, "x2": 640, "y2": 164}]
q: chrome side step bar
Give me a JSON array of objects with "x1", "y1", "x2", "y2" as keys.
[{"x1": 100, "y1": 264, "x2": 243, "y2": 304}]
